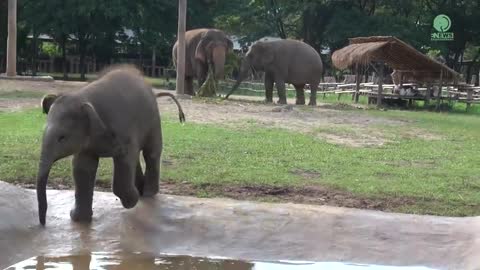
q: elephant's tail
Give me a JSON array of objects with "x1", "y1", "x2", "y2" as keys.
[{"x1": 155, "y1": 92, "x2": 186, "y2": 123}]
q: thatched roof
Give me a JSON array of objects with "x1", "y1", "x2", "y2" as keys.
[{"x1": 331, "y1": 36, "x2": 460, "y2": 83}]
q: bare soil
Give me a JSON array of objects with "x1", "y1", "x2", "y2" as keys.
[{"x1": 159, "y1": 181, "x2": 420, "y2": 212}]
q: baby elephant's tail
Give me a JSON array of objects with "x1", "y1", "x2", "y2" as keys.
[{"x1": 155, "y1": 92, "x2": 186, "y2": 123}]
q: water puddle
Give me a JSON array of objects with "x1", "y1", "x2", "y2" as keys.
[{"x1": 4, "y1": 252, "x2": 438, "y2": 270}]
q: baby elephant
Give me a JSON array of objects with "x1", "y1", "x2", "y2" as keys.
[{"x1": 36, "y1": 66, "x2": 185, "y2": 225}]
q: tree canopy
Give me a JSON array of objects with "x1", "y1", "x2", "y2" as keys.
[{"x1": 1, "y1": 0, "x2": 479, "y2": 77}]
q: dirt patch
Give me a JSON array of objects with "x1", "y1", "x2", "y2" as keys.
[
  {"x1": 0, "y1": 80, "x2": 440, "y2": 147},
  {"x1": 160, "y1": 181, "x2": 418, "y2": 212}
]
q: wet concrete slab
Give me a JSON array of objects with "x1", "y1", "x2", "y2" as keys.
[{"x1": 0, "y1": 181, "x2": 479, "y2": 270}]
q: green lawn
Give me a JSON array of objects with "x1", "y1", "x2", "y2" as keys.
[{"x1": 1, "y1": 106, "x2": 480, "y2": 216}]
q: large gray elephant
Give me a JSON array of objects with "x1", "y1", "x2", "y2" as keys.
[
  {"x1": 226, "y1": 39, "x2": 323, "y2": 105},
  {"x1": 36, "y1": 65, "x2": 185, "y2": 225},
  {"x1": 172, "y1": 28, "x2": 233, "y2": 95}
]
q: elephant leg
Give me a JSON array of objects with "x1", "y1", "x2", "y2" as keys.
[
  {"x1": 275, "y1": 80, "x2": 287, "y2": 104},
  {"x1": 70, "y1": 153, "x2": 99, "y2": 222},
  {"x1": 294, "y1": 84, "x2": 306, "y2": 105},
  {"x1": 113, "y1": 151, "x2": 140, "y2": 208},
  {"x1": 264, "y1": 73, "x2": 274, "y2": 103},
  {"x1": 141, "y1": 128, "x2": 162, "y2": 197},
  {"x1": 309, "y1": 83, "x2": 318, "y2": 106},
  {"x1": 135, "y1": 158, "x2": 145, "y2": 196},
  {"x1": 185, "y1": 77, "x2": 195, "y2": 96}
]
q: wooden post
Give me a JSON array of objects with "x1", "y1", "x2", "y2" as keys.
[
  {"x1": 424, "y1": 84, "x2": 430, "y2": 107},
  {"x1": 6, "y1": 0, "x2": 17, "y2": 76},
  {"x1": 466, "y1": 87, "x2": 473, "y2": 111},
  {"x1": 175, "y1": 0, "x2": 186, "y2": 95},
  {"x1": 435, "y1": 69, "x2": 444, "y2": 111},
  {"x1": 377, "y1": 62, "x2": 384, "y2": 107},
  {"x1": 354, "y1": 64, "x2": 360, "y2": 103}
]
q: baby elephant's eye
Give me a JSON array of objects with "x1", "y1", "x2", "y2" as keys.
[{"x1": 58, "y1": 135, "x2": 66, "y2": 143}]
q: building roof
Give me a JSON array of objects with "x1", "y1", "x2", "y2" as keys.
[{"x1": 332, "y1": 36, "x2": 460, "y2": 83}]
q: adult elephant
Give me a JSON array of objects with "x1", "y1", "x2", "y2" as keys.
[
  {"x1": 172, "y1": 28, "x2": 233, "y2": 95},
  {"x1": 226, "y1": 39, "x2": 323, "y2": 105}
]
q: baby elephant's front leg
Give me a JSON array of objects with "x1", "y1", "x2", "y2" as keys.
[
  {"x1": 113, "y1": 154, "x2": 140, "y2": 209},
  {"x1": 71, "y1": 153, "x2": 99, "y2": 222}
]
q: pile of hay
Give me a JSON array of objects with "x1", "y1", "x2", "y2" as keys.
[{"x1": 197, "y1": 63, "x2": 218, "y2": 97}]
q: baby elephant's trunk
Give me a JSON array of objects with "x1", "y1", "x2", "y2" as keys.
[
  {"x1": 36, "y1": 156, "x2": 53, "y2": 225},
  {"x1": 155, "y1": 92, "x2": 186, "y2": 123}
]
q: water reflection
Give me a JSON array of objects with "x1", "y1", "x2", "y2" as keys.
[
  {"x1": 5, "y1": 253, "x2": 438, "y2": 270},
  {"x1": 5, "y1": 253, "x2": 253, "y2": 270}
]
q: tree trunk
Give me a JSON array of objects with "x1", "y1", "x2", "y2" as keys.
[
  {"x1": 176, "y1": 0, "x2": 187, "y2": 95},
  {"x1": 151, "y1": 46, "x2": 156, "y2": 77},
  {"x1": 138, "y1": 42, "x2": 144, "y2": 71},
  {"x1": 61, "y1": 35, "x2": 68, "y2": 80},
  {"x1": 6, "y1": 0, "x2": 17, "y2": 76},
  {"x1": 31, "y1": 27, "x2": 38, "y2": 76},
  {"x1": 79, "y1": 36, "x2": 86, "y2": 81}
]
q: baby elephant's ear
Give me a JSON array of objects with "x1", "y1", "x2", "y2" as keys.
[{"x1": 41, "y1": 94, "x2": 58, "y2": 114}]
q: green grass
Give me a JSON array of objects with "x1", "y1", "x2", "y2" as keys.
[{"x1": 1, "y1": 107, "x2": 480, "y2": 216}]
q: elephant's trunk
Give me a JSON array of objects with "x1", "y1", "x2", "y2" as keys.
[
  {"x1": 225, "y1": 59, "x2": 250, "y2": 99},
  {"x1": 212, "y1": 45, "x2": 226, "y2": 80},
  {"x1": 36, "y1": 153, "x2": 52, "y2": 226}
]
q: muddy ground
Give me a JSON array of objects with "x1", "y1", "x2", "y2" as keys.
[{"x1": 0, "y1": 79, "x2": 441, "y2": 212}]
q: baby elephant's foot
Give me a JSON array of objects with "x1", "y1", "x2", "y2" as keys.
[
  {"x1": 70, "y1": 206, "x2": 93, "y2": 223},
  {"x1": 116, "y1": 190, "x2": 139, "y2": 209},
  {"x1": 142, "y1": 183, "x2": 159, "y2": 197}
]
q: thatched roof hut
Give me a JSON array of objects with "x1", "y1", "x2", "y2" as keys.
[{"x1": 331, "y1": 36, "x2": 460, "y2": 83}]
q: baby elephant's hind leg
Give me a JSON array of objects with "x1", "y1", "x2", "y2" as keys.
[
  {"x1": 142, "y1": 130, "x2": 162, "y2": 197},
  {"x1": 135, "y1": 159, "x2": 146, "y2": 196},
  {"x1": 113, "y1": 152, "x2": 140, "y2": 208}
]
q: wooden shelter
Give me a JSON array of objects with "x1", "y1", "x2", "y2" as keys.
[{"x1": 331, "y1": 36, "x2": 461, "y2": 107}]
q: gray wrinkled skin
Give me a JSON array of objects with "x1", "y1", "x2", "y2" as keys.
[
  {"x1": 227, "y1": 39, "x2": 323, "y2": 106},
  {"x1": 172, "y1": 28, "x2": 233, "y2": 95},
  {"x1": 36, "y1": 66, "x2": 185, "y2": 226}
]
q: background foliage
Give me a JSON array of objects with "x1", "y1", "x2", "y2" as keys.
[{"x1": 0, "y1": 0, "x2": 479, "y2": 79}]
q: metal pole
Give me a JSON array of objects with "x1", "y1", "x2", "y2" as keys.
[
  {"x1": 6, "y1": 0, "x2": 17, "y2": 76},
  {"x1": 175, "y1": 0, "x2": 186, "y2": 95}
]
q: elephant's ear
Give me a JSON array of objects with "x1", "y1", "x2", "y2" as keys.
[
  {"x1": 81, "y1": 102, "x2": 108, "y2": 137},
  {"x1": 41, "y1": 94, "x2": 58, "y2": 114},
  {"x1": 259, "y1": 43, "x2": 274, "y2": 65},
  {"x1": 195, "y1": 35, "x2": 209, "y2": 63}
]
